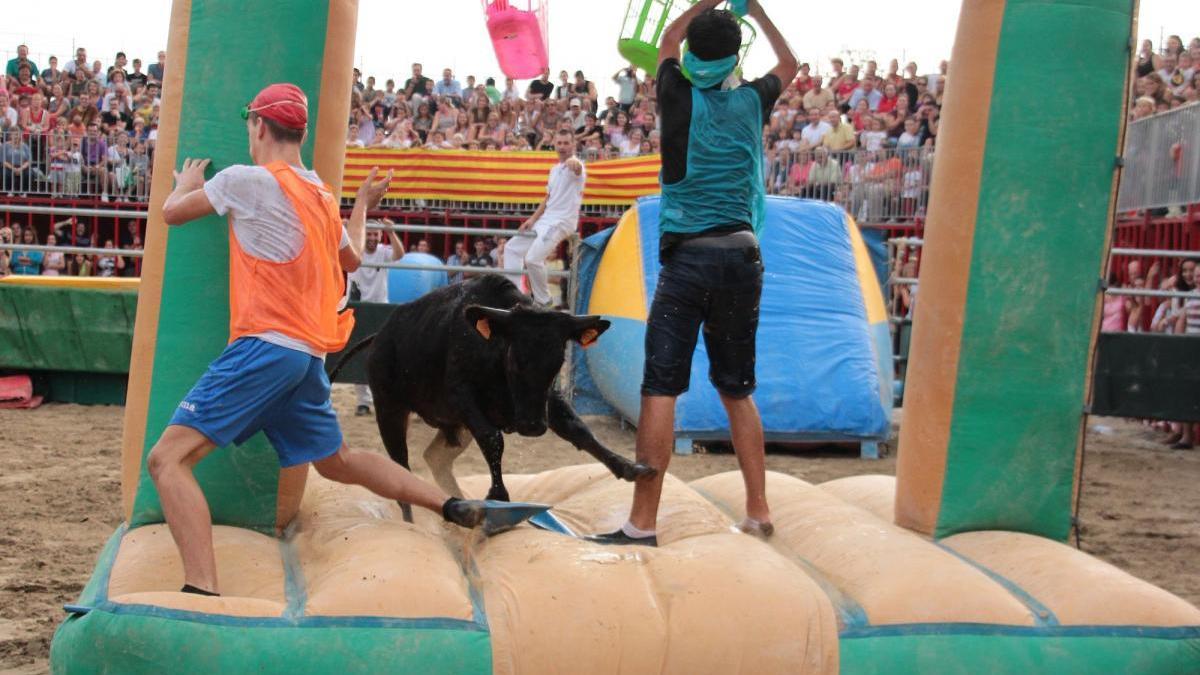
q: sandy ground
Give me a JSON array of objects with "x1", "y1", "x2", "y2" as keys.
[{"x1": 1, "y1": 388, "x2": 1197, "y2": 672}]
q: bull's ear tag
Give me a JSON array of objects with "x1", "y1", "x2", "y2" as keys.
[
  {"x1": 475, "y1": 319, "x2": 493, "y2": 340},
  {"x1": 579, "y1": 328, "x2": 599, "y2": 348}
]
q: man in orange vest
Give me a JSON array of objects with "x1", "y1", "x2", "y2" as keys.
[{"x1": 148, "y1": 83, "x2": 496, "y2": 597}]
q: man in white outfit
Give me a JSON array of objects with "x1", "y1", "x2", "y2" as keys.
[
  {"x1": 503, "y1": 129, "x2": 585, "y2": 306},
  {"x1": 347, "y1": 218, "x2": 403, "y2": 416}
]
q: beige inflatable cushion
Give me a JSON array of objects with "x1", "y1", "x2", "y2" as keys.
[
  {"x1": 108, "y1": 592, "x2": 284, "y2": 618},
  {"x1": 943, "y1": 531, "x2": 1200, "y2": 627},
  {"x1": 818, "y1": 474, "x2": 897, "y2": 523},
  {"x1": 460, "y1": 465, "x2": 839, "y2": 673},
  {"x1": 459, "y1": 463, "x2": 613, "y2": 505},
  {"x1": 691, "y1": 471, "x2": 1036, "y2": 627},
  {"x1": 292, "y1": 476, "x2": 475, "y2": 619},
  {"x1": 108, "y1": 524, "x2": 284, "y2": 603}
]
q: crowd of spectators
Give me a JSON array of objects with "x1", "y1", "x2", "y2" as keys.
[
  {"x1": 1, "y1": 44, "x2": 164, "y2": 200},
  {"x1": 345, "y1": 34, "x2": 1200, "y2": 219},
  {"x1": 2, "y1": 30, "x2": 1198, "y2": 274},
  {"x1": 346, "y1": 56, "x2": 950, "y2": 220},
  {"x1": 1131, "y1": 35, "x2": 1200, "y2": 120},
  {"x1": 0, "y1": 218, "x2": 142, "y2": 277},
  {"x1": 1101, "y1": 257, "x2": 1200, "y2": 448},
  {"x1": 346, "y1": 63, "x2": 660, "y2": 160},
  {"x1": 347, "y1": 57, "x2": 947, "y2": 161}
]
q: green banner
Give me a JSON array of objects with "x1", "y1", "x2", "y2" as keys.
[{"x1": 0, "y1": 285, "x2": 136, "y2": 374}]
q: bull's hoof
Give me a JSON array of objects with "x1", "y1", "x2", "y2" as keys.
[{"x1": 617, "y1": 462, "x2": 657, "y2": 482}]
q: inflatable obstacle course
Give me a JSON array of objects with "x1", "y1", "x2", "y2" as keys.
[
  {"x1": 53, "y1": 465, "x2": 1200, "y2": 673},
  {"x1": 573, "y1": 196, "x2": 893, "y2": 456},
  {"x1": 51, "y1": 0, "x2": 1200, "y2": 672}
]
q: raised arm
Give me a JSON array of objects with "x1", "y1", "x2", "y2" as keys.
[
  {"x1": 162, "y1": 158, "x2": 215, "y2": 225},
  {"x1": 380, "y1": 217, "x2": 405, "y2": 261},
  {"x1": 747, "y1": 0, "x2": 799, "y2": 84},
  {"x1": 342, "y1": 167, "x2": 393, "y2": 273},
  {"x1": 659, "y1": 0, "x2": 725, "y2": 65}
]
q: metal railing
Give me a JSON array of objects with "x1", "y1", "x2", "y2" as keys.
[
  {"x1": 0, "y1": 129, "x2": 154, "y2": 202},
  {"x1": 369, "y1": 196, "x2": 628, "y2": 220},
  {"x1": 1118, "y1": 103, "x2": 1200, "y2": 212},
  {"x1": 0, "y1": 242, "x2": 142, "y2": 257},
  {"x1": 0, "y1": 212, "x2": 574, "y2": 289},
  {"x1": 764, "y1": 145, "x2": 934, "y2": 223}
]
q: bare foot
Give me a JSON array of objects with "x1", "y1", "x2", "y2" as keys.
[{"x1": 737, "y1": 517, "x2": 774, "y2": 539}]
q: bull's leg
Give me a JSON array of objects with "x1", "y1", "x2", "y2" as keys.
[
  {"x1": 422, "y1": 428, "x2": 471, "y2": 499},
  {"x1": 547, "y1": 390, "x2": 656, "y2": 482},
  {"x1": 375, "y1": 406, "x2": 415, "y2": 522},
  {"x1": 450, "y1": 391, "x2": 510, "y2": 502}
]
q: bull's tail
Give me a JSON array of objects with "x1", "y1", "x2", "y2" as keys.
[{"x1": 328, "y1": 334, "x2": 378, "y2": 383}]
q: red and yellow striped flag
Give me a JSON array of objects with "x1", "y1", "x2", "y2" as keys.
[{"x1": 342, "y1": 149, "x2": 662, "y2": 205}]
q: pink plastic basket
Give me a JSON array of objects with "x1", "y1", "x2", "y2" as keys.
[{"x1": 483, "y1": 0, "x2": 549, "y2": 79}]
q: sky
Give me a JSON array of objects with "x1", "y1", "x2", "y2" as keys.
[{"x1": 0, "y1": 0, "x2": 1195, "y2": 102}]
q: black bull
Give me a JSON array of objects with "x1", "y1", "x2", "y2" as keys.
[{"x1": 329, "y1": 274, "x2": 654, "y2": 519}]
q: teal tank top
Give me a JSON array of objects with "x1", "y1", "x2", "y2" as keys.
[{"x1": 660, "y1": 85, "x2": 767, "y2": 236}]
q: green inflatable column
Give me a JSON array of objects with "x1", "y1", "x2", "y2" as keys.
[
  {"x1": 121, "y1": 0, "x2": 359, "y2": 532},
  {"x1": 894, "y1": 0, "x2": 1134, "y2": 539}
]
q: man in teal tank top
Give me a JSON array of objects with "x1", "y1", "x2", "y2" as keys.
[{"x1": 589, "y1": 0, "x2": 797, "y2": 546}]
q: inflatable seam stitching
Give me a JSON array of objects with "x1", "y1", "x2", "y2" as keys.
[
  {"x1": 688, "y1": 484, "x2": 870, "y2": 629},
  {"x1": 934, "y1": 542, "x2": 1058, "y2": 627},
  {"x1": 280, "y1": 524, "x2": 307, "y2": 620}
]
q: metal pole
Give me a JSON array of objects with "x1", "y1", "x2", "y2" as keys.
[
  {"x1": 563, "y1": 234, "x2": 582, "y2": 399},
  {"x1": 359, "y1": 260, "x2": 569, "y2": 279},
  {"x1": 0, "y1": 243, "x2": 144, "y2": 257},
  {"x1": 0, "y1": 204, "x2": 148, "y2": 220},
  {"x1": 1109, "y1": 247, "x2": 1200, "y2": 259},
  {"x1": 1103, "y1": 287, "x2": 1200, "y2": 300},
  {"x1": 368, "y1": 222, "x2": 534, "y2": 238}
]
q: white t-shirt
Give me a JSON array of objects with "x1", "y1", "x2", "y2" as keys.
[
  {"x1": 800, "y1": 121, "x2": 831, "y2": 147},
  {"x1": 204, "y1": 163, "x2": 350, "y2": 357},
  {"x1": 615, "y1": 73, "x2": 637, "y2": 105},
  {"x1": 1185, "y1": 298, "x2": 1200, "y2": 335},
  {"x1": 860, "y1": 130, "x2": 887, "y2": 152},
  {"x1": 538, "y1": 160, "x2": 586, "y2": 230},
  {"x1": 349, "y1": 244, "x2": 395, "y2": 303}
]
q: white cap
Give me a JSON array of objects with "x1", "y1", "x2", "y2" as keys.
[{"x1": 570, "y1": 98, "x2": 581, "y2": 107}]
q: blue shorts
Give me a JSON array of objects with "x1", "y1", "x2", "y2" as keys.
[{"x1": 170, "y1": 337, "x2": 343, "y2": 467}]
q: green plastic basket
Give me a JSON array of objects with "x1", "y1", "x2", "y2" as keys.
[{"x1": 617, "y1": 0, "x2": 756, "y2": 76}]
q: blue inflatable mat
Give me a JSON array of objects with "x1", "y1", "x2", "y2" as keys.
[{"x1": 576, "y1": 196, "x2": 891, "y2": 443}]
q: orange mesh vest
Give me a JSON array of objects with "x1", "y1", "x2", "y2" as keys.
[{"x1": 227, "y1": 160, "x2": 354, "y2": 353}]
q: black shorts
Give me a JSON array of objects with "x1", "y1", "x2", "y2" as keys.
[{"x1": 641, "y1": 243, "x2": 763, "y2": 399}]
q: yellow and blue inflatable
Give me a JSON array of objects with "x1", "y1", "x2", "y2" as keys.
[{"x1": 574, "y1": 196, "x2": 892, "y2": 455}]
